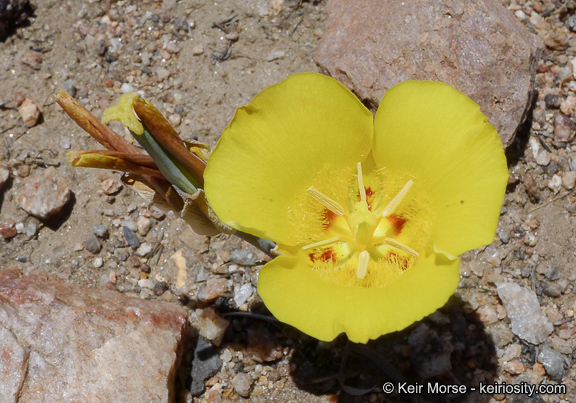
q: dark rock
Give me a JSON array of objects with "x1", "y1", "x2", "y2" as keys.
[
  {"x1": 190, "y1": 335, "x2": 222, "y2": 396},
  {"x1": 541, "y1": 280, "x2": 562, "y2": 298},
  {"x1": 545, "y1": 266, "x2": 560, "y2": 281},
  {"x1": 84, "y1": 235, "x2": 102, "y2": 254},
  {"x1": 315, "y1": 0, "x2": 542, "y2": 147},
  {"x1": 0, "y1": 0, "x2": 34, "y2": 41},
  {"x1": 93, "y1": 224, "x2": 109, "y2": 239},
  {"x1": 544, "y1": 93, "x2": 561, "y2": 109},
  {"x1": 537, "y1": 344, "x2": 566, "y2": 382},
  {"x1": 123, "y1": 226, "x2": 141, "y2": 248}
]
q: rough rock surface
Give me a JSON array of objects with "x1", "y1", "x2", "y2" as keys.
[
  {"x1": 0, "y1": 269, "x2": 188, "y2": 403},
  {"x1": 315, "y1": 0, "x2": 542, "y2": 147},
  {"x1": 15, "y1": 166, "x2": 71, "y2": 220},
  {"x1": 496, "y1": 281, "x2": 553, "y2": 344}
]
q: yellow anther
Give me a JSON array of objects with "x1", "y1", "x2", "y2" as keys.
[
  {"x1": 356, "y1": 250, "x2": 370, "y2": 279},
  {"x1": 381, "y1": 179, "x2": 414, "y2": 218},
  {"x1": 357, "y1": 162, "x2": 366, "y2": 203},
  {"x1": 302, "y1": 236, "x2": 342, "y2": 251},
  {"x1": 307, "y1": 187, "x2": 346, "y2": 216},
  {"x1": 383, "y1": 238, "x2": 419, "y2": 258}
]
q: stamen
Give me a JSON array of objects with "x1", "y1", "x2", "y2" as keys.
[
  {"x1": 302, "y1": 236, "x2": 342, "y2": 251},
  {"x1": 356, "y1": 250, "x2": 370, "y2": 279},
  {"x1": 381, "y1": 179, "x2": 414, "y2": 217},
  {"x1": 383, "y1": 238, "x2": 419, "y2": 258},
  {"x1": 357, "y1": 162, "x2": 366, "y2": 203},
  {"x1": 307, "y1": 187, "x2": 346, "y2": 216}
]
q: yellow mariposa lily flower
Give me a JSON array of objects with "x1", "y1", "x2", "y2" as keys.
[{"x1": 204, "y1": 73, "x2": 508, "y2": 343}]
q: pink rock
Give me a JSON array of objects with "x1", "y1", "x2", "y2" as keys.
[
  {"x1": 0, "y1": 269, "x2": 188, "y2": 403},
  {"x1": 197, "y1": 278, "x2": 228, "y2": 302},
  {"x1": 315, "y1": 0, "x2": 542, "y2": 147},
  {"x1": 15, "y1": 167, "x2": 70, "y2": 220},
  {"x1": 19, "y1": 98, "x2": 40, "y2": 127}
]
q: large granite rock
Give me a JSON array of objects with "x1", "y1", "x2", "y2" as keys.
[
  {"x1": 0, "y1": 269, "x2": 188, "y2": 403},
  {"x1": 315, "y1": 0, "x2": 543, "y2": 147}
]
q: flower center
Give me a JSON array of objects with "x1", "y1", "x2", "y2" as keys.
[{"x1": 298, "y1": 163, "x2": 430, "y2": 288}]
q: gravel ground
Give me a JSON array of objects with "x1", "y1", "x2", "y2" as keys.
[{"x1": 1, "y1": 0, "x2": 576, "y2": 402}]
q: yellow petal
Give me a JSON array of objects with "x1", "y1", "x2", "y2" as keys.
[
  {"x1": 372, "y1": 81, "x2": 508, "y2": 256},
  {"x1": 102, "y1": 93, "x2": 143, "y2": 135},
  {"x1": 257, "y1": 250, "x2": 460, "y2": 343},
  {"x1": 205, "y1": 73, "x2": 373, "y2": 245}
]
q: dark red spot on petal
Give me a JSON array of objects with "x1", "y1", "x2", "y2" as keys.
[
  {"x1": 309, "y1": 247, "x2": 337, "y2": 263},
  {"x1": 322, "y1": 209, "x2": 337, "y2": 230},
  {"x1": 356, "y1": 187, "x2": 375, "y2": 210},
  {"x1": 386, "y1": 214, "x2": 406, "y2": 235},
  {"x1": 387, "y1": 250, "x2": 409, "y2": 270}
]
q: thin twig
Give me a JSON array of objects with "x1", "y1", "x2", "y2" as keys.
[{"x1": 529, "y1": 190, "x2": 574, "y2": 213}]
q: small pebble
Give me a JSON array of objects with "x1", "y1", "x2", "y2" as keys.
[
  {"x1": 156, "y1": 67, "x2": 171, "y2": 80},
  {"x1": 137, "y1": 216, "x2": 151, "y2": 236},
  {"x1": 232, "y1": 373, "x2": 253, "y2": 398},
  {"x1": 101, "y1": 178, "x2": 122, "y2": 195},
  {"x1": 191, "y1": 44, "x2": 204, "y2": 55},
  {"x1": 560, "y1": 94, "x2": 576, "y2": 115},
  {"x1": 121, "y1": 83, "x2": 135, "y2": 93},
  {"x1": 0, "y1": 222, "x2": 17, "y2": 240},
  {"x1": 195, "y1": 307, "x2": 229, "y2": 346},
  {"x1": 15, "y1": 167, "x2": 71, "y2": 220},
  {"x1": 93, "y1": 224, "x2": 109, "y2": 239},
  {"x1": 541, "y1": 280, "x2": 562, "y2": 298},
  {"x1": 123, "y1": 226, "x2": 141, "y2": 248},
  {"x1": 168, "y1": 113, "x2": 181, "y2": 127},
  {"x1": 93, "y1": 257, "x2": 104, "y2": 268},
  {"x1": 537, "y1": 344, "x2": 566, "y2": 382},
  {"x1": 14, "y1": 92, "x2": 25, "y2": 106},
  {"x1": 136, "y1": 243, "x2": 152, "y2": 256},
  {"x1": 544, "y1": 93, "x2": 561, "y2": 109},
  {"x1": 562, "y1": 171, "x2": 576, "y2": 190},
  {"x1": 137, "y1": 279, "x2": 155, "y2": 289},
  {"x1": 553, "y1": 113, "x2": 575, "y2": 142},
  {"x1": 233, "y1": 283, "x2": 253, "y2": 307},
  {"x1": 25, "y1": 222, "x2": 37, "y2": 237},
  {"x1": 19, "y1": 50, "x2": 43, "y2": 70},
  {"x1": 149, "y1": 205, "x2": 165, "y2": 220},
  {"x1": 545, "y1": 266, "x2": 560, "y2": 281},
  {"x1": 198, "y1": 278, "x2": 228, "y2": 302},
  {"x1": 84, "y1": 236, "x2": 102, "y2": 254},
  {"x1": 153, "y1": 281, "x2": 169, "y2": 296},
  {"x1": 503, "y1": 359, "x2": 526, "y2": 375},
  {"x1": 548, "y1": 174, "x2": 562, "y2": 194},
  {"x1": 19, "y1": 98, "x2": 41, "y2": 127},
  {"x1": 230, "y1": 249, "x2": 258, "y2": 266}
]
